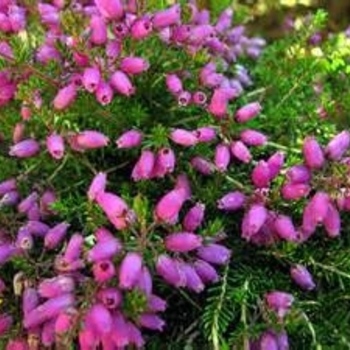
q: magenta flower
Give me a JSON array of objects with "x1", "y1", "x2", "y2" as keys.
[
  {"x1": 153, "y1": 148, "x2": 176, "y2": 178},
  {"x1": 75, "y1": 130, "x2": 109, "y2": 149},
  {"x1": 152, "y1": 4, "x2": 181, "y2": 29},
  {"x1": 139, "y1": 314, "x2": 165, "y2": 331},
  {"x1": 9, "y1": 139, "x2": 40, "y2": 158},
  {"x1": 265, "y1": 291, "x2": 294, "y2": 319},
  {"x1": 170, "y1": 128, "x2": 198, "y2": 146},
  {"x1": 88, "y1": 303, "x2": 113, "y2": 336},
  {"x1": 217, "y1": 191, "x2": 246, "y2": 211},
  {"x1": 230, "y1": 141, "x2": 252, "y2": 163},
  {"x1": 93, "y1": 260, "x2": 116, "y2": 282},
  {"x1": 22, "y1": 288, "x2": 39, "y2": 316},
  {"x1": 290, "y1": 265, "x2": 316, "y2": 290},
  {"x1": 154, "y1": 188, "x2": 187, "y2": 224},
  {"x1": 44, "y1": 222, "x2": 70, "y2": 250},
  {"x1": 119, "y1": 252, "x2": 143, "y2": 290},
  {"x1": 87, "y1": 238, "x2": 122, "y2": 263},
  {"x1": 90, "y1": 15, "x2": 107, "y2": 45},
  {"x1": 196, "y1": 244, "x2": 231, "y2": 265},
  {"x1": 177, "y1": 90, "x2": 192, "y2": 106},
  {"x1": 235, "y1": 102, "x2": 261, "y2": 123},
  {"x1": 302, "y1": 136, "x2": 325, "y2": 169},
  {"x1": 273, "y1": 215, "x2": 298, "y2": 242},
  {"x1": 325, "y1": 131, "x2": 350, "y2": 160},
  {"x1": 0, "y1": 314, "x2": 12, "y2": 336},
  {"x1": 120, "y1": 57, "x2": 149, "y2": 75},
  {"x1": 53, "y1": 84, "x2": 77, "y2": 110},
  {"x1": 240, "y1": 129, "x2": 267, "y2": 146},
  {"x1": 82, "y1": 67, "x2": 101, "y2": 93},
  {"x1": 62, "y1": 233, "x2": 84, "y2": 263},
  {"x1": 193, "y1": 91, "x2": 207, "y2": 105},
  {"x1": 260, "y1": 331, "x2": 279, "y2": 350},
  {"x1": 241, "y1": 204, "x2": 268, "y2": 240},
  {"x1": 165, "y1": 232, "x2": 202, "y2": 253},
  {"x1": 131, "y1": 17, "x2": 153, "y2": 40},
  {"x1": 281, "y1": 183, "x2": 310, "y2": 200},
  {"x1": 110, "y1": 70, "x2": 135, "y2": 96},
  {"x1": 194, "y1": 259, "x2": 219, "y2": 283},
  {"x1": 156, "y1": 255, "x2": 186, "y2": 287},
  {"x1": 166, "y1": 74, "x2": 183, "y2": 95},
  {"x1": 267, "y1": 151, "x2": 285, "y2": 179},
  {"x1": 96, "y1": 192, "x2": 129, "y2": 226},
  {"x1": 215, "y1": 8, "x2": 233, "y2": 33},
  {"x1": 183, "y1": 203, "x2": 205, "y2": 232},
  {"x1": 88, "y1": 172, "x2": 107, "y2": 201},
  {"x1": 97, "y1": 288, "x2": 122, "y2": 310},
  {"x1": 55, "y1": 308, "x2": 78, "y2": 335},
  {"x1": 46, "y1": 133, "x2": 65, "y2": 160},
  {"x1": 12, "y1": 122, "x2": 25, "y2": 144},
  {"x1": 252, "y1": 161, "x2": 270, "y2": 188},
  {"x1": 95, "y1": 0, "x2": 124, "y2": 20},
  {"x1": 148, "y1": 295, "x2": 167, "y2": 312},
  {"x1": 324, "y1": 202, "x2": 341, "y2": 238},
  {"x1": 215, "y1": 143, "x2": 231, "y2": 172},
  {"x1": 132, "y1": 150, "x2": 155, "y2": 181},
  {"x1": 179, "y1": 262, "x2": 205, "y2": 293},
  {"x1": 0, "y1": 178, "x2": 16, "y2": 196},
  {"x1": 191, "y1": 156, "x2": 214, "y2": 175},
  {"x1": 207, "y1": 88, "x2": 229, "y2": 117},
  {"x1": 286, "y1": 164, "x2": 311, "y2": 183},
  {"x1": 38, "y1": 276, "x2": 75, "y2": 298},
  {"x1": 17, "y1": 192, "x2": 38, "y2": 214},
  {"x1": 95, "y1": 81, "x2": 114, "y2": 105},
  {"x1": 24, "y1": 294, "x2": 75, "y2": 329},
  {"x1": 116, "y1": 130, "x2": 143, "y2": 148}
]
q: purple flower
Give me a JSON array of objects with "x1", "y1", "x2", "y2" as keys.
[
  {"x1": 165, "y1": 232, "x2": 202, "y2": 253},
  {"x1": 191, "y1": 156, "x2": 214, "y2": 175},
  {"x1": 9, "y1": 139, "x2": 40, "y2": 158},
  {"x1": 88, "y1": 303, "x2": 113, "y2": 336},
  {"x1": 286, "y1": 165, "x2": 311, "y2": 183},
  {"x1": 183, "y1": 203, "x2": 205, "y2": 232},
  {"x1": 75, "y1": 130, "x2": 109, "y2": 149},
  {"x1": 235, "y1": 102, "x2": 261, "y2": 123},
  {"x1": 230, "y1": 141, "x2": 252, "y2": 163},
  {"x1": 281, "y1": 183, "x2": 310, "y2": 200},
  {"x1": 116, "y1": 130, "x2": 143, "y2": 149},
  {"x1": 88, "y1": 172, "x2": 107, "y2": 201},
  {"x1": 290, "y1": 265, "x2": 316, "y2": 290},
  {"x1": 215, "y1": 143, "x2": 231, "y2": 172},
  {"x1": 138, "y1": 314, "x2": 165, "y2": 331},
  {"x1": 131, "y1": 150, "x2": 155, "y2": 181},
  {"x1": 156, "y1": 255, "x2": 186, "y2": 287},
  {"x1": 95, "y1": 0, "x2": 124, "y2": 20},
  {"x1": 90, "y1": 15, "x2": 107, "y2": 45},
  {"x1": 197, "y1": 244, "x2": 231, "y2": 265},
  {"x1": 241, "y1": 204, "x2": 268, "y2": 240},
  {"x1": 324, "y1": 202, "x2": 341, "y2": 238},
  {"x1": 44, "y1": 222, "x2": 70, "y2": 250},
  {"x1": 38, "y1": 276, "x2": 75, "y2": 298},
  {"x1": 170, "y1": 128, "x2": 198, "y2": 147},
  {"x1": 46, "y1": 133, "x2": 65, "y2": 160},
  {"x1": 302, "y1": 136, "x2": 325, "y2": 169},
  {"x1": 110, "y1": 70, "x2": 135, "y2": 96},
  {"x1": 217, "y1": 191, "x2": 246, "y2": 211},
  {"x1": 131, "y1": 17, "x2": 153, "y2": 40},
  {"x1": 179, "y1": 262, "x2": 205, "y2": 293},
  {"x1": 251, "y1": 161, "x2": 270, "y2": 188},
  {"x1": 97, "y1": 288, "x2": 123, "y2": 310},
  {"x1": 240, "y1": 129, "x2": 267, "y2": 146},
  {"x1": 274, "y1": 215, "x2": 298, "y2": 242},
  {"x1": 153, "y1": 148, "x2": 176, "y2": 178},
  {"x1": 152, "y1": 4, "x2": 181, "y2": 29},
  {"x1": 93, "y1": 260, "x2": 116, "y2": 282},
  {"x1": 53, "y1": 84, "x2": 77, "y2": 110},
  {"x1": 120, "y1": 57, "x2": 149, "y2": 75},
  {"x1": 119, "y1": 252, "x2": 143, "y2": 290},
  {"x1": 82, "y1": 67, "x2": 101, "y2": 93},
  {"x1": 95, "y1": 81, "x2": 114, "y2": 105},
  {"x1": 265, "y1": 291, "x2": 294, "y2": 319},
  {"x1": 166, "y1": 74, "x2": 183, "y2": 95},
  {"x1": 325, "y1": 131, "x2": 350, "y2": 160},
  {"x1": 194, "y1": 259, "x2": 219, "y2": 283}
]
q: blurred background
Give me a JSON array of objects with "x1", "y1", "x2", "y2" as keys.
[{"x1": 195, "y1": 0, "x2": 350, "y2": 38}]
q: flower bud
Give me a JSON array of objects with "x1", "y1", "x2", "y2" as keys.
[
  {"x1": 286, "y1": 164, "x2": 311, "y2": 183},
  {"x1": 252, "y1": 161, "x2": 270, "y2": 188},
  {"x1": 95, "y1": 81, "x2": 114, "y2": 105},
  {"x1": 138, "y1": 314, "x2": 165, "y2": 331},
  {"x1": 22, "y1": 288, "x2": 39, "y2": 316},
  {"x1": 194, "y1": 259, "x2": 219, "y2": 283},
  {"x1": 183, "y1": 203, "x2": 205, "y2": 232},
  {"x1": 44, "y1": 222, "x2": 70, "y2": 250},
  {"x1": 131, "y1": 150, "x2": 155, "y2": 181},
  {"x1": 148, "y1": 295, "x2": 167, "y2": 312},
  {"x1": 95, "y1": 0, "x2": 123, "y2": 20},
  {"x1": 324, "y1": 202, "x2": 341, "y2": 238},
  {"x1": 9, "y1": 139, "x2": 40, "y2": 158},
  {"x1": 230, "y1": 141, "x2": 252, "y2": 163},
  {"x1": 267, "y1": 151, "x2": 285, "y2": 179},
  {"x1": 274, "y1": 215, "x2": 298, "y2": 241},
  {"x1": 215, "y1": 143, "x2": 231, "y2": 172},
  {"x1": 38, "y1": 276, "x2": 75, "y2": 298},
  {"x1": 179, "y1": 262, "x2": 205, "y2": 293},
  {"x1": 217, "y1": 191, "x2": 246, "y2": 211},
  {"x1": 153, "y1": 147, "x2": 176, "y2": 178},
  {"x1": 166, "y1": 74, "x2": 183, "y2": 95},
  {"x1": 119, "y1": 252, "x2": 143, "y2": 290},
  {"x1": 165, "y1": 232, "x2": 202, "y2": 253},
  {"x1": 63, "y1": 233, "x2": 84, "y2": 262},
  {"x1": 281, "y1": 183, "x2": 310, "y2": 200},
  {"x1": 240, "y1": 129, "x2": 267, "y2": 146},
  {"x1": 46, "y1": 133, "x2": 64, "y2": 160},
  {"x1": 90, "y1": 15, "x2": 107, "y2": 45},
  {"x1": 260, "y1": 331, "x2": 278, "y2": 350},
  {"x1": 235, "y1": 102, "x2": 261, "y2": 123},
  {"x1": 110, "y1": 70, "x2": 135, "y2": 96},
  {"x1": 265, "y1": 291, "x2": 294, "y2": 319},
  {"x1": 308, "y1": 192, "x2": 330, "y2": 224},
  {"x1": 302, "y1": 136, "x2": 324, "y2": 169},
  {"x1": 120, "y1": 57, "x2": 149, "y2": 75},
  {"x1": 241, "y1": 204, "x2": 268, "y2": 240},
  {"x1": 215, "y1": 8, "x2": 233, "y2": 33},
  {"x1": 82, "y1": 67, "x2": 101, "y2": 93},
  {"x1": 88, "y1": 172, "x2": 107, "y2": 201},
  {"x1": 88, "y1": 303, "x2": 112, "y2": 336},
  {"x1": 116, "y1": 130, "x2": 142, "y2": 149},
  {"x1": 18, "y1": 192, "x2": 38, "y2": 214},
  {"x1": 53, "y1": 84, "x2": 77, "y2": 110},
  {"x1": 154, "y1": 189, "x2": 187, "y2": 224},
  {"x1": 152, "y1": 4, "x2": 181, "y2": 29},
  {"x1": 191, "y1": 156, "x2": 214, "y2": 175},
  {"x1": 196, "y1": 244, "x2": 231, "y2": 265},
  {"x1": 207, "y1": 88, "x2": 229, "y2": 117},
  {"x1": 170, "y1": 128, "x2": 197, "y2": 146},
  {"x1": 0, "y1": 178, "x2": 16, "y2": 196},
  {"x1": 156, "y1": 255, "x2": 186, "y2": 287},
  {"x1": 55, "y1": 308, "x2": 78, "y2": 335},
  {"x1": 75, "y1": 130, "x2": 109, "y2": 149},
  {"x1": 290, "y1": 265, "x2": 316, "y2": 290},
  {"x1": 0, "y1": 314, "x2": 12, "y2": 336},
  {"x1": 15, "y1": 228, "x2": 33, "y2": 251},
  {"x1": 325, "y1": 131, "x2": 350, "y2": 160}
]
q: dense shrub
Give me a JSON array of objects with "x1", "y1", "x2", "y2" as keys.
[{"x1": 0, "y1": 0, "x2": 350, "y2": 349}]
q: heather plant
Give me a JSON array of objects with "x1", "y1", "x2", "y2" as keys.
[{"x1": 0, "y1": 1, "x2": 350, "y2": 349}]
